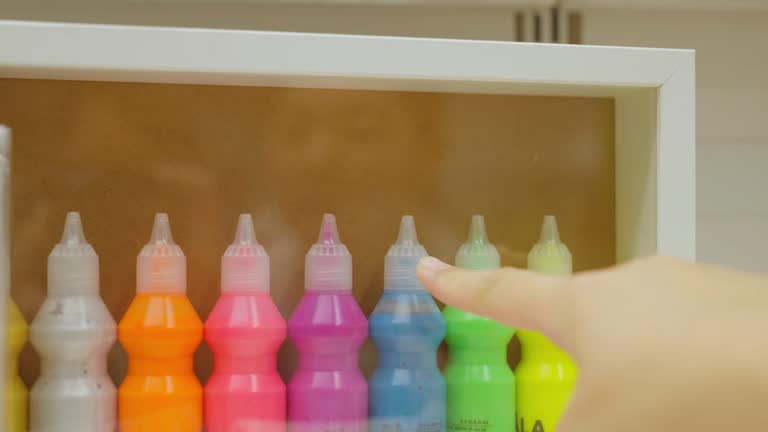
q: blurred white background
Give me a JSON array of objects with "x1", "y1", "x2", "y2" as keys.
[{"x1": 1, "y1": 0, "x2": 767, "y2": 271}]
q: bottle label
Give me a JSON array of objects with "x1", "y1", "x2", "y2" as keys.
[
  {"x1": 289, "y1": 420, "x2": 367, "y2": 432},
  {"x1": 371, "y1": 419, "x2": 443, "y2": 432},
  {"x1": 518, "y1": 418, "x2": 545, "y2": 432},
  {"x1": 448, "y1": 418, "x2": 492, "y2": 432}
]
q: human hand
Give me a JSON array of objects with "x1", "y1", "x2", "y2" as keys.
[{"x1": 417, "y1": 255, "x2": 768, "y2": 432}]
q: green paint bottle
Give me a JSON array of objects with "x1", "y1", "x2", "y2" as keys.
[{"x1": 444, "y1": 215, "x2": 516, "y2": 432}]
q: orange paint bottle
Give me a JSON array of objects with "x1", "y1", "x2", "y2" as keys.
[{"x1": 118, "y1": 213, "x2": 203, "y2": 432}]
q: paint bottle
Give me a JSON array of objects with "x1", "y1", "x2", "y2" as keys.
[
  {"x1": 288, "y1": 214, "x2": 368, "y2": 432},
  {"x1": 369, "y1": 215, "x2": 446, "y2": 432},
  {"x1": 118, "y1": 213, "x2": 203, "y2": 432},
  {"x1": 0, "y1": 125, "x2": 26, "y2": 432},
  {"x1": 30, "y1": 212, "x2": 117, "y2": 432},
  {"x1": 516, "y1": 216, "x2": 576, "y2": 432},
  {"x1": 205, "y1": 214, "x2": 287, "y2": 432},
  {"x1": 4, "y1": 299, "x2": 27, "y2": 432},
  {"x1": 443, "y1": 215, "x2": 516, "y2": 432}
]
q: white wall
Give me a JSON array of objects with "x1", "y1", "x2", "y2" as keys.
[{"x1": 580, "y1": 8, "x2": 768, "y2": 272}]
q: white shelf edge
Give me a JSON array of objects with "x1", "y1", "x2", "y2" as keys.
[
  {"x1": 0, "y1": 20, "x2": 690, "y2": 95},
  {"x1": 562, "y1": 0, "x2": 768, "y2": 11}
]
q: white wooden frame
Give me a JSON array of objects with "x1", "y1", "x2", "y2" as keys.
[
  {"x1": 0, "y1": 22, "x2": 695, "y2": 405},
  {"x1": 0, "y1": 20, "x2": 695, "y2": 260}
]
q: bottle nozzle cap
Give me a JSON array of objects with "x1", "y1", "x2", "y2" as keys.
[
  {"x1": 318, "y1": 213, "x2": 341, "y2": 244},
  {"x1": 136, "y1": 213, "x2": 186, "y2": 294},
  {"x1": 149, "y1": 213, "x2": 174, "y2": 245},
  {"x1": 528, "y1": 215, "x2": 572, "y2": 275},
  {"x1": 305, "y1": 213, "x2": 352, "y2": 291},
  {"x1": 455, "y1": 215, "x2": 500, "y2": 270},
  {"x1": 0, "y1": 125, "x2": 10, "y2": 161},
  {"x1": 385, "y1": 215, "x2": 427, "y2": 290},
  {"x1": 539, "y1": 215, "x2": 561, "y2": 243},
  {"x1": 221, "y1": 214, "x2": 270, "y2": 293},
  {"x1": 48, "y1": 212, "x2": 99, "y2": 294}
]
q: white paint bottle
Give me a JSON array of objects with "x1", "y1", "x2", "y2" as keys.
[{"x1": 30, "y1": 212, "x2": 117, "y2": 432}]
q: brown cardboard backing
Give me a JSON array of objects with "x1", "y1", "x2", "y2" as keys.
[{"x1": 0, "y1": 78, "x2": 615, "y2": 386}]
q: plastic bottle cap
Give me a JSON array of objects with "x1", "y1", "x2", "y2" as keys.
[
  {"x1": 304, "y1": 213, "x2": 352, "y2": 291},
  {"x1": 136, "y1": 213, "x2": 186, "y2": 294},
  {"x1": 48, "y1": 212, "x2": 99, "y2": 295},
  {"x1": 455, "y1": 215, "x2": 500, "y2": 270},
  {"x1": 384, "y1": 215, "x2": 428, "y2": 290},
  {"x1": 0, "y1": 125, "x2": 10, "y2": 161},
  {"x1": 221, "y1": 214, "x2": 270, "y2": 293},
  {"x1": 528, "y1": 215, "x2": 572, "y2": 275}
]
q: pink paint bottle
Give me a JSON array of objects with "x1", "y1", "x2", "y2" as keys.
[
  {"x1": 205, "y1": 214, "x2": 287, "y2": 432},
  {"x1": 288, "y1": 214, "x2": 368, "y2": 432}
]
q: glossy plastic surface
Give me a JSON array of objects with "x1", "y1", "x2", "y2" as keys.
[
  {"x1": 288, "y1": 292, "x2": 368, "y2": 432},
  {"x1": 4, "y1": 299, "x2": 27, "y2": 432},
  {"x1": 369, "y1": 290, "x2": 446, "y2": 432},
  {"x1": 30, "y1": 294, "x2": 116, "y2": 432},
  {"x1": 205, "y1": 292, "x2": 287, "y2": 432},
  {"x1": 118, "y1": 294, "x2": 203, "y2": 432},
  {"x1": 443, "y1": 307, "x2": 515, "y2": 432},
  {"x1": 515, "y1": 332, "x2": 576, "y2": 432}
]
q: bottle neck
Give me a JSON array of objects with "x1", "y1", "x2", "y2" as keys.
[
  {"x1": 40, "y1": 355, "x2": 108, "y2": 378},
  {"x1": 129, "y1": 355, "x2": 194, "y2": 375},
  {"x1": 214, "y1": 354, "x2": 277, "y2": 374},
  {"x1": 448, "y1": 345, "x2": 508, "y2": 365},
  {"x1": 4, "y1": 355, "x2": 19, "y2": 378},
  {"x1": 297, "y1": 351, "x2": 359, "y2": 371},
  {"x1": 377, "y1": 351, "x2": 437, "y2": 369}
]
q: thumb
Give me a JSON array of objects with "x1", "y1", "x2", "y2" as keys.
[{"x1": 417, "y1": 256, "x2": 569, "y2": 339}]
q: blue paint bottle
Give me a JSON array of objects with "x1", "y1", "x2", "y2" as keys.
[{"x1": 369, "y1": 215, "x2": 447, "y2": 432}]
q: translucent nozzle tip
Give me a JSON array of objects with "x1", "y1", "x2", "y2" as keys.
[
  {"x1": 222, "y1": 214, "x2": 269, "y2": 293},
  {"x1": 305, "y1": 213, "x2": 352, "y2": 291},
  {"x1": 468, "y1": 215, "x2": 490, "y2": 244},
  {"x1": 137, "y1": 213, "x2": 186, "y2": 294},
  {"x1": 528, "y1": 215, "x2": 572, "y2": 275},
  {"x1": 318, "y1": 213, "x2": 341, "y2": 245},
  {"x1": 61, "y1": 212, "x2": 87, "y2": 245},
  {"x1": 456, "y1": 214, "x2": 499, "y2": 270},
  {"x1": 395, "y1": 215, "x2": 419, "y2": 246},
  {"x1": 539, "y1": 215, "x2": 561, "y2": 243},
  {"x1": 385, "y1": 215, "x2": 427, "y2": 289},
  {"x1": 149, "y1": 213, "x2": 175, "y2": 245},
  {"x1": 49, "y1": 212, "x2": 98, "y2": 294},
  {"x1": 233, "y1": 214, "x2": 258, "y2": 246},
  {"x1": 0, "y1": 125, "x2": 10, "y2": 158}
]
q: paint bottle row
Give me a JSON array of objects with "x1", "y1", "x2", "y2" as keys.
[{"x1": 4, "y1": 212, "x2": 576, "y2": 432}]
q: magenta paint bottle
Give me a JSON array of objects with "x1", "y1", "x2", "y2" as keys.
[{"x1": 288, "y1": 214, "x2": 368, "y2": 432}]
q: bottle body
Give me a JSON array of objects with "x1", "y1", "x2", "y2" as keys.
[
  {"x1": 288, "y1": 292, "x2": 368, "y2": 432},
  {"x1": 29, "y1": 294, "x2": 116, "y2": 432},
  {"x1": 205, "y1": 292, "x2": 287, "y2": 432},
  {"x1": 516, "y1": 331, "x2": 576, "y2": 432},
  {"x1": 118, "y1": 293, "x2": 203, "y2": 432},
  {"x1": 443, "y1": 306, "x2": 515, "y2": 432},
  {"x1": 4, "y1": 299, "x2": 27, "y2": 432},
  {"x1": 369, "y1": 291, "x2": 446, "y2": 432}
]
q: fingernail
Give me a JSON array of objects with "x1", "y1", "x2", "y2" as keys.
[{"x1": 418, "y1": 256, "x2": 451, "y2": 275}]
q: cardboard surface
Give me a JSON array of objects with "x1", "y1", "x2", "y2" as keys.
[{"x1": 0, "y1": 78, "x2": 615, "y2": 385}]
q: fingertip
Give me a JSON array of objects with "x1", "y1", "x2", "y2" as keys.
[{"x1": 417, "y1": 256, "x2": 452, "y2": 287}]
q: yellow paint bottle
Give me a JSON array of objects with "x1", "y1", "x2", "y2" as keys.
[
  {"x1": 5, "y1": 298, "x2": 28, "y2": 432},
  {"x1": 516, "y1": 216, "x2": 576, "y2": 432}
]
